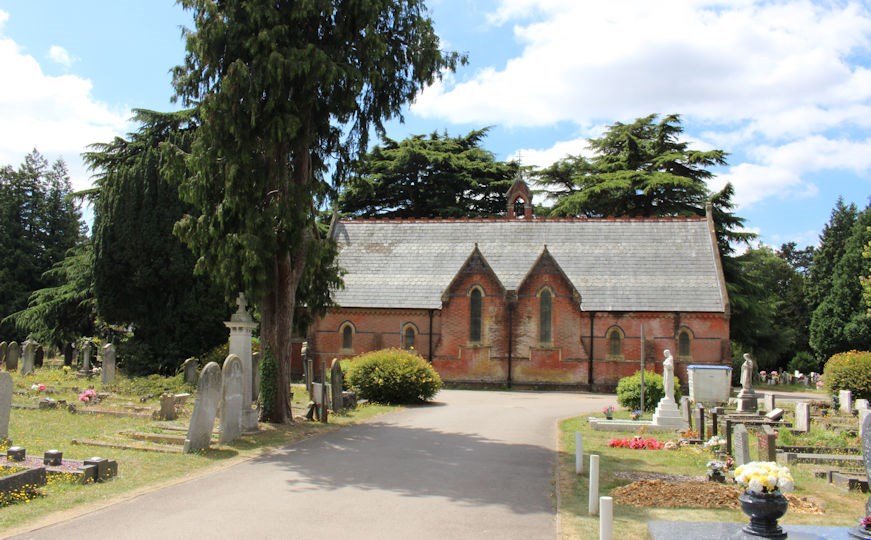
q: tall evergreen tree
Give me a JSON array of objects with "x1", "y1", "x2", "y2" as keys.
[
  {"x1": 0, "y1": 151, "x2": 82, "y2": 341},
  {"x1": 339, "y1": 128, "x2": 517, "y2": 218},
  {"x1": 806, "y1": 198, "x2": 857, "y2": 311},
  {"x1": 810, "y1": 204, "x2": 871, "y2": 359},
  {"x1": 84, "y1": 109, "x2": 228, "y2": 375},
  {"x1": 170, "y1": 0, "x2": 460, "y2": 422}
]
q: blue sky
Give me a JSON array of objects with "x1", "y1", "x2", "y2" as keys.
[{"x1": 1, "y1": 1, "x2": 870, "y2": 249}]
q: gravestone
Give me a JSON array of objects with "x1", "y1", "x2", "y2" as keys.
[
  {"x1": 20, "y1": 340, "x2": 36, "y2": 375},
  {"x1": 182, "y1": 357, "x2": 199, "y2": 385},
  {"x1": 757, "y1": 424, "x2": 777, "y2": 462},
  {"x1": 650, "y1": 350, "x2": 687, "y2": 430},
  {"x1": 225, "y1": 293, "x2": 258, "y2": 431},
  {"x1": 82, "y1": 341, "x2": 93, "y2": 372},
  {"x1": 183, "y1": 362, "x2": 222, "y2": 453},
  {"x1": 63, "y1": 342, "x2": 74, "y2": 366},
  {"x1": 0, "y1": 342, "x2": 6, "y2": 367},
  {"x1": 330, "y1": 358, "x2": 343, "y2": 410},
  {"x1": 219, "y1": 355, "x2": 243, "y2": 444},
  {"x1": 6, "y1": 342, "x2": 19, "y2": 371},
  {"x1": 251, "y1": 352, "x2": 260, "y2": 403},
  {"x1": 861, "y1": 413, "x2": 871, "y2": 518},
  {"x1": 733, "y1": 424, "x2": 751, "y2": 465},
  {"x1": 101, "y1": 344, "x2": 116, "y2": 384},
  {"x1": 736, "y1": 353, "x2": 758, "y2": 413},
  {"x1": 765, "y1": 408, "x2": 784, "y2": 421},
  {"x1": 763, "y1": 393, "x2": 776, "y2": 412},
  {"x1": 794, "y1": 402, "x2": 810, "y2": 433},
  {"x1": 35, "y1": 345, "x2": 44, "y2": 368},
  {"x1": 695, "y1": 405, "x2": 706, "y2": 441},
  {"x1": 680, "y1": 396, "x2": 693, "y2": 429},
  {"x1": 840, "y1": 389, "x2": 853, "y2": 413},
  {"x1": 159, "y1": 393, "x2": 177, "y2": 421},
  {"x1": 857, "y1": 399, "x2": 870, "y2": 411},
  {"x1": 0, "y1": 372, "x2": 11, "y2": 440},
  {"x1": 710, "y1": 408, "x2": 720, "y2": 437}
]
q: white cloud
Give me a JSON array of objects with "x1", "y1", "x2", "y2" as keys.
[
  {"x1": 0, "y1": 24, "x2": 129, "y2": 191},
  {"x1": 48, "y1": 45, "x2": 75, "y2": 68}
]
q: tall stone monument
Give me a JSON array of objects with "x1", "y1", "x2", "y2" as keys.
[
  {"x1": 736, "y1": 353, "x2": 758, "y2": 413},
  {"x1": 20, "y1": 340, "x2": 37, "y2": 376},
  {"x1": 330, "y1": 358, "x2": 344, "y2": 410},
  {"x1": 651, "y1": 350, "x2": 688, "y2": 429},
  {"x1": 225, "y1": 293, "x2": 259, "y2": 431}
]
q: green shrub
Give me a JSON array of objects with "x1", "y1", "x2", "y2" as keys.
[
  {"x1": 616, "y1": 370, "x2": 681, "y2": 412},
  {"x1": 823, "y1": 350, "x2": 871, "y2": 400},
  {"x1": 787, "y1": 351, "x2": 819, "y2": 375},
  {"x1": 346, "y1": 348, "x2": 442, "y2": 404},
  {"x1": 258, "y1": 347, "x2": 279, "y2": 422}
]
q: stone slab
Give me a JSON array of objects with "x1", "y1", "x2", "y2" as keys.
[
  {"x1": 648, "y1": 520, "x2": 851, "y2": 540},
  {"x1": 587, "y1": 418, "x2": 680, "y2": 432}
]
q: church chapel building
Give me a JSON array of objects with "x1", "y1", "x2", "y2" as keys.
[{"x1": 310, "y1": 182, "x2": 731, "y2": 390}]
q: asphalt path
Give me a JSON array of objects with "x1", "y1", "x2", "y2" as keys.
[{"x1": 8, "y1": 389, "x2": 617, "y2": 540}]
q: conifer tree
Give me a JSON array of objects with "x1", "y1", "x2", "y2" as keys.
[{"x1": 170, "y1": 0, "x2": 460, "y2": 422}]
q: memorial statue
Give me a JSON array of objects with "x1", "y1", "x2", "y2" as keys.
[
  {"x1": 740, "y1": 353, "x2": 754, "y2": 391},
  {"x1": 662, "y1": 349, "x2": 675, "y2": 402}
]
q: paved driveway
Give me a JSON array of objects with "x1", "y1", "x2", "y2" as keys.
[{"x1": 8, "y1": 390, "x2": 616, "y2": 540}]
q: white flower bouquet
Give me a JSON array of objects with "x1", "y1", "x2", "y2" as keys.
[{"x1": 733, "y1": 461, "x2": 794, "y2": 494}]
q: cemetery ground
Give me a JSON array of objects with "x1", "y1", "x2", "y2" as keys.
[
  {"x1": 556, "y1": 399, "x2": 867, "y2": 539},
  {"x1": 0, "y1": 367, "x2": 394, "y2": 533}
]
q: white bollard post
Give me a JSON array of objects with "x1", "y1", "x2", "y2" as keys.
[
  {"x1": 575, "y1": 432, "x2": 584, "y2": 474},
  {"x1": 599, "y1": 496, "x2": 613, "y2": 540},
  {"x1": 588, "y1": 454, "x2": 600, "y2": 516}
]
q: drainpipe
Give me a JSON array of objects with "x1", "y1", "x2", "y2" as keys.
[
  {"x1": 507, "y1": 301, "x2": 514, "y2": 389},
  {"x1": 588, "y1": 312, "x2": 595, "y2": 388},
  {"x1": 427, "y1": 309, "x2": 434, "y2": 363}
]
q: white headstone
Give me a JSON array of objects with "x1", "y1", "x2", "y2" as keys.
[
  {"x1": 184, "y1": 362, "x2": 222, "y2": 453},
  {"x1": 763, "y1": 393, "x2": 776, "y2": 412},
  {"x1": 219, "y1": 355, "x2": 243, "y2": 444},
  {"x1": 794, "y1": 402, "x2": 810, "y2": 433},
  {"x1": 101, "y1": 344, "x2": 116, "y2": 384},
  {"x1": 840, "y1": 389, "x2": 853, "y2": 413},
  {"x1": 0, "y1": 372, "x2": 11, "y2": 440},
  {"x1": 857, "y1": 399, "x2": 870, "y2": 410},
  {"x1": 861, "y1": 409, "x2": 871, "y2": 437}
]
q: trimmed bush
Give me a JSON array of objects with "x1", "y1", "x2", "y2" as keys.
[
  {"x1": 616, "y1": 370, "x2": 681, "y2": 412},
  {"x1": 346, "y1": 348, "x2": 442, "y2": 404},
  {"x1": 823, "y1": 350, "x2": 871, "y2": 400},
  {"x1": 787, "y1": 351, "x2": 819, "y2": 375}
]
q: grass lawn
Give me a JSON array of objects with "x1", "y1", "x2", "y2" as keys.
[
  {"x1": 0, "y1": 367, "x2": 396, "y2": 533},
  {"x1": 557, "y1": 409, "x2": 866, "y2": 539}
]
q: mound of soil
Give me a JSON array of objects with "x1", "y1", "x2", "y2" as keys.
[{"x1": 609, "y1": 475, "x2": 824, "y2": 514}]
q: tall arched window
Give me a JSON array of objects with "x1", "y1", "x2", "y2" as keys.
[
  {"x1": 678, "y1": 328, "x2": 692, "y2": 358},
  {"x1": 403, "y1": 324, "x2": 416, "y2": 350},
  {"x1": 539, "y1": 288, "x2": 552, "y2": 344},
  {"x1": 607, "y1": 327, "x2": 623, "y2": 357},
  {"x1": 470, "y1": 287, "x2": 482, "y2": 343},
  {"x1": 341, "y1": 324, "x2": 354, "y2": 350}
]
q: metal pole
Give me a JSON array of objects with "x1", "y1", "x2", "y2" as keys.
[{"x1": 640, "y1": 325, "x2": 645, "y2": 414}]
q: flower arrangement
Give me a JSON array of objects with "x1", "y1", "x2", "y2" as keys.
[
  {"x1": 607, "y1": 435, "x2": 664, "y2": 450},
  {"x1": 630, "y1": 409, "x2": 642, "y2": 421},
  {"x1": 733, "y1": 461, "x2": 794, "y2": 494},
  {"x1": 78, "y1": 389, "x2": 97, "y2": 403},
  {"x1": 663, "y1": 441, "x2": 678, "y2": 450},
  {"x1": 703, "y1": 435, "x2": 726, "y2": 452},
  {"x1": 860, "y1": 515, "x2": 871, "y2": 530},
  {"x1": 29, "y1": 384, "x2": 46, "y2": 393},
  {"x1": 706, "y1": 457, "x2": 734, "y2": 480},
  {"x1": 602, "y1": 405, "x2": 615, "y2": 416}
]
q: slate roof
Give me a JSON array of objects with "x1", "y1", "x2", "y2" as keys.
[{"x1": 330, "y1": 217, "x2": 727, "y2": 312}]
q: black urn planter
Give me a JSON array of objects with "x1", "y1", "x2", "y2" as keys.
[{"x1": 738, "y1": 490, "x2": 788, "y2": 539}]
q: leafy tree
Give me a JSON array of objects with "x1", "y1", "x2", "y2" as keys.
[
  {"x1": 0, "y1": 151, "x2": 82, "y2": 341},
  {"x1": 810, "y1": 204, "x2": 871, "y2": 359},
  {"x1": 544, "y1": 114, "x2": 726, "y2": 218},
  {"x1": 3, "y1": 241, "x2": 96, "y2": 349},
  {"x1": 862, "y1": 228, "x2": 871, "y2": 316},
  {"x1": 84, "y1": 109, "x2": 228, "y2": 375},
  {"x1": 170, "y1": 0, "x2": 461, "y2": 422},
  {"x1": 339, "y1": 128, "x2": 518, "y2": 217}
]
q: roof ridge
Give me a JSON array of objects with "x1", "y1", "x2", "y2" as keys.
[{"x1": 338, "y1": 215, "x2": 706, "y2": 224}]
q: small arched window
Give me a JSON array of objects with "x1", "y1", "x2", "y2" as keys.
[
  {"x1": 539, "y1": 288, "x2": 553, "y2": 344},
  {"x1": 341, "y1": 324, "x2": 354, "y2": 350},
  {"x1": 470, "y1": 287, "x2": 483, "y2": 343},
  {"x1": 678, "y1": 328, "x2": 692, "y2": 358},
  {"x1": 513, "y1": 197, "x2": 526, "y2": 219},
  {"x1": 403, "y1": 324, "x2": 416, "y2": 350},
  {"x1": 607, "y1": 327, "x2": 623, "y2": 357}
]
